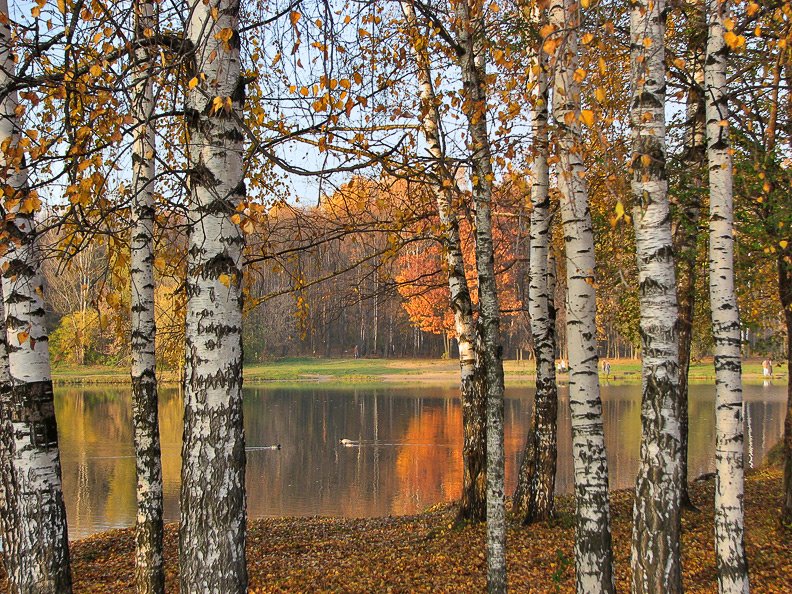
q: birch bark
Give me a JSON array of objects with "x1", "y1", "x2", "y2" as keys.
[
  {"x1": 452, "y1": 1, "x2": 506, "y2": 589},
  {"x1": 514, "y1": 2, "x2": 558, "y2": 523},
  {"x1": 547, "y1": 0, "x2": 614, "y2": 590},
  {"x1": 629, "y1": 0, "x2": 683, "y2": 590},
  {"x1": 0, "y1": 1, "x2": 72, "y2": 589},
  {"x1": 779, "y1": 251, "x2": 792, "y2": 525},
  {"x1": 400, "y1": 0, "x2": 487, "y2": 523},
  {"x1": 674, "y1": 0, "x2": 706, "y2": 511},
  {"x1": 179, "y1": 0, "x2": 247, "y2": 591},
  {"x1": 130, "y1": 0, "x2": 164, "y2": 591},
  {"x1": 705, "y1": 0, "x2": 749, "y2": 590},
  {"x1": 0, "y1": 285, "x2": 19, "y2": 588}
]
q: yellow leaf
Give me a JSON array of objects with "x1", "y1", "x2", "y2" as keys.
[
  {"x1": 641, "y1": 154, "x2": 652, "y2": 167},
  {"x1": 215, "y1": 27, "x2": 233, "y2": 43},
  {"x1": 290, "y1": 11, "x2": 301, "y2": 26},
  {"x1": 19, "y1": 193, "x2": 41, "y2": 214},
  {"x1": 574, "y1": 68, "x2": 587, "y2": 83},
  {"x1": 724, "y1": 31, "x2": 745, "y2": 49},
  {"x1": 89, "y1": 64, "x2": 102, "y2": 77},
  {"x1": 581, "y1": 33, "x2": 594, "y2": 45},
  {"x1": 17, "y1": 331, "x2": 29, "y2": 345},
  {"x1": 218, "y1": 273, "x2": 231, "y2": 287},
  {"x1": 580, "y1": 109, "x2": 595, "y2": 127},
  {"x1": 780, "y1": 240, "x2": 789, "y2": 250},
  {"x1": 595, "y1": 87, "x2": 606, "y2": 103},
  {"x1": 746, "y1": 2, "x2": 758, "y2": 16},
  {"x1": 615, "y1": 200, "x2": 625, "y2": 220},
  {"x1": 188, "y1": 77, "x2": 199, "y2": 89},
  {"x1": 580, "y1": 0, "x2": 590, "y2": 8}
]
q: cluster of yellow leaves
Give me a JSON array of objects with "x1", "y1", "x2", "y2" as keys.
[{"x1": 723, "y1": 17, "x2": 747, "y2": 50}]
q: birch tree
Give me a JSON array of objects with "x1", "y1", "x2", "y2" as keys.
[
  {"x1": 179, "y1": 0, "x2": 248, "y2": 591},
  {"x1": 781, "y1": 248, "x2": 792, "y2": 526},
  {"x1": 629, "y1": 0, "x2": 683, "y2": 590},
  {"x1": 0, "y1": 0, "x2": 72, "y2": 589},
  {"x1": 673, "y1": 0, "x2": 706, "y2": 512},
  {"x1": 451, "y1": 1, "x2": 507, "y2": 589},
  {"x1": 705, "y1": 0, "x2": 749, "y2": 591},
  {"x1": 0, "y1": 285, "x2": 19, "y2": 587},
  {"x1": 400, "y1": 0, "x2": 487, "y2": 523},
  {"x1": 547, "y1": 0, "x2": 614, "y2": 590},
  {"x1": 514, "y1": 0, "x2": 558, "y2": 524},
  {"x1": 130, "y1": 0, "x2": 164, "y2": 591}
]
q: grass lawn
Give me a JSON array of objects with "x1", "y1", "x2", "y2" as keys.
[{"x1": 51, "y1": 357, "x2": 788, "y2": 386}]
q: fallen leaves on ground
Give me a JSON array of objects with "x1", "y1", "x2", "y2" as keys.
[{"x1": 1, "y1": 468, "x2": 790, "y2": 592}]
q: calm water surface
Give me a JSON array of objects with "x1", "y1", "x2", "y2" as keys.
[{"x1": 55, "y1": 381, "x2": 787, "y2": 539}]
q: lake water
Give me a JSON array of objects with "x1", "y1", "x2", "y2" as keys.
[{"x1": 55, "y1": 381, "x2": 787, "y2": 539}]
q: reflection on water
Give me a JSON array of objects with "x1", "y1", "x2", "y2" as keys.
[{"x1": 55, "y1": 382, "x2": 787, "y2": 539}]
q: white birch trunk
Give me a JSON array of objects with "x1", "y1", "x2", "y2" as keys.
[
  {"x1": 629, "y1": 0, "x2": 683, "y2": 590},
  {"x1": 452, "y1": 1, "x2": 506, "y2": 589},
  {"x1": 0, "y1": 284, "x2": 20, "y2": 587},
  {"x1": 0, "y1": 1, "x2": 72, "y2": 589},
  {"x1": 179, "y1": 0, "x2": 247, "y2": 591},
  {"x1": 400, "y1": 0, "x2": 487, "y2": 523},
  {"x1": 547, "y1": 0, "x2": 614, "y2": 590},
  {"x1": 675, "y1": 2, "x2": 707, "y2": 511},
  {"x1": 514, "y1": 1, "x2": 558, "y2": 524},
  {"x1": 705, "y1": 0, "x2": 749, "y2": 591},
  {"x1": 130, "y1": 0, "x2": 164, "y2": 592}
]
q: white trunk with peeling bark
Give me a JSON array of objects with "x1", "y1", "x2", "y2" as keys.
[
  {"x1": 130, "y1": 0, "x2": 164, "y2": 592},
  {"x1": 179, "y1": 0, "x2": 247, "y2": 591},
  {"x1": 514, "y1": 4, "x2": 558, "y2": 522},
  {"x1": 547, "y1": 0, "x2": 614, "y2": 591},
  {"x1": 0, "y1": 1, "x2": 72, "y2": 590},
  {"x1": 705, "y1": 0, "x2": 749, "y2": 591},
  {"x1": 452, "y1": 1, "x2": 506, "y2": 590},
  {"x1": 629, "y1": 0, "x2": 683, "y2": 591},
  {"x1": 0, "y1": 286, "x2": 19, "y2": 586},
  {"x1": 400, "y1": 0, "x2": 486, "y2": 523}
]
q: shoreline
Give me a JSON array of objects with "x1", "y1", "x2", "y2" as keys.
[
  {"x1": 51, "y1": 357, "x2": 789, "y2": 387},
  {"x1": 2, "y1": 467, "x2": 788, "y2": 592}
]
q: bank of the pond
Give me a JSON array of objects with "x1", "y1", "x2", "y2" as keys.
[
  {"x1": 51, "y1": 357, "x2": 789, "y2": 387},
  {"x1": 1, "y1": 468, "x2": 788, "y2": 593}
]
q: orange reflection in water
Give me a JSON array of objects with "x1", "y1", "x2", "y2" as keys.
[{"x1": 392, "y1": 404, "x2": 464, "y2": 515}]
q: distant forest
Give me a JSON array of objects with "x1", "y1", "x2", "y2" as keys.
[{"x1": 40, "y1": 173, "x2": 784, "y2": 367}]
